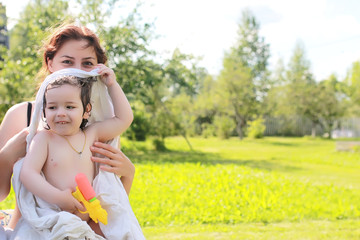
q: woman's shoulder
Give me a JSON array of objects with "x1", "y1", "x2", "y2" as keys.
[
  {"x1": 7, "y1": 101, "x2": 30, "y2": 113},
  {"x1": 1, "y1": 102, "x2": 33, "y2": 129}
]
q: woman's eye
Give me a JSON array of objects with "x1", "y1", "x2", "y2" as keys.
[
  {"x1": 62, "y1": 60, "x2": 72, "y2": 65},
  {"x1": 83, "y1": 62, "x2": 94, "y2": 67}
]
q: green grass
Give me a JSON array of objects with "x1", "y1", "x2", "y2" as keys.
[
  {"x1": 142, "y1": 219, "x2": 360, "y2": 240},
  {"x1": 2, "y1": 136, "x2": 360, "y2": 239}
]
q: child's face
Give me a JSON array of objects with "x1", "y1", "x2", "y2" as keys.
[{"x1": 44, "y1": 84, "x2": 86, "y2": 136}]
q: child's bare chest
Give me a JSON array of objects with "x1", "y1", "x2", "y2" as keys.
[{"x1": 43, "y1": 134, "x2": 95, "y2": 191}]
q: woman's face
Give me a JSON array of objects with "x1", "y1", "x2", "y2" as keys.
[{"x1": 47, "y1": 40, "x2": 98, "y2": 73}]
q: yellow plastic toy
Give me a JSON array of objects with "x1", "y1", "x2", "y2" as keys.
[{"x1": 72, "y1": 173, "x2": 108, "y2": 225}]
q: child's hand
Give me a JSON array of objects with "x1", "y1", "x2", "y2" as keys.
[
  {"x1": 56, "y1": 189, "x2": 86, "y2": 214},
  {"x1": 96, "y1": 64, "x2": 116, "y2": 87},
  {"x1": 90, "y1": 141, "x2": 135, "y2": 178}
]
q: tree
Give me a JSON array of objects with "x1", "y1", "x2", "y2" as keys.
[
  {"x1": 145, "y1": 49, "x2": 205, "y2": 149},
  {"x1": 217, "y1": 59, "x2": 253, "y2": 139},
  {"x1": 262, "y1": 58, "x2": 287, "y2": 117},
  {"x1": 0, "y1": 0, "x2": 71, "y2": 120},
  {"x1": 232, "y1": 9, "x2": 270, "y2": 96},
  {"x1": 316, "y1": 74, "x2": 346, "y2": 138},
  {"x1": 217, "y1": 9, "x2": 270, "y2": 139},
  {"x1": 192, "y1": 74, "x2": 218, "y2": 136},
  {"x1": 285, "y1": 41, "x2": 319, "y2": 136},
  {"x1": 344, "y1": 60, "x2": 360, "y2": 115}
]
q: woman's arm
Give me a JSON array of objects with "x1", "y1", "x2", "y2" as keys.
[
  {"x1": 90, "y1": 141, "x2": 135, "y2": 195},
  {"x1": 0, "y1": 102, "x2": 29, "y2": 200}
]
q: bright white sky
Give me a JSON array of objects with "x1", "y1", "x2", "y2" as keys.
[{"x1": 3, "y1": 0, "x2": 360, "y2": 81}]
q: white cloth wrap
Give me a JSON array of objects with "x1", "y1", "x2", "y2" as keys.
[{"x1": 10, "y1": 68, "x2": 145, "y2": 240}]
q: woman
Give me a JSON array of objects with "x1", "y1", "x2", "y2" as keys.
[{"x1": 0, "y1": 23, "x2": 135, "y2": 229}]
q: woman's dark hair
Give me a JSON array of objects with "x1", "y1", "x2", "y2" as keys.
[{"x1": 43, "y1": 76, "x2": 96, "y2": 130}]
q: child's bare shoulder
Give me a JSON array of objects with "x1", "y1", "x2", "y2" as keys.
[{"x1": 32, "y1": 129, "x2": 52, "y2": 141}]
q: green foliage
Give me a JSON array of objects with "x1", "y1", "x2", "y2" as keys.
[
  {"x1": 285, "y1": 41, "x2": 316, "y2": 117},
  {"x1": 152, "y1": 138, "x2": 167, "y2": 151},
  {"x1": 316, "y1": 75, "x2": 346, "y2": 138},
  {"x1": 9, "y1": 0, "x2": 71, "y2": 60},
  {"x1": 193, "y1": 74, "x2": 218, "y2": 136},
  {"x1": 234, "y1": 9, "x2": 270, "y2": 88},
  {"x1": 200, "y1": 123, "x2": 215, "y2": 138},
  {"x1": 345, "y1": 60, "x2": 360, "y2": 105},
  {"x1": 247, "y1": 116, "x2": 266, "y2": 138},
  {"x1": 125, "y1": 108, "x2": 150, "y2": 141},
  {"x1": 0, "y1": 0, "x2": 71, "y2": 120},
  {"x1": 213, "y1": 114, "x2": 235, "y2": 139},
  {"x1": 150, "y1": 107, "x2": 176, "y2": 140},
  {"x1": 217, "y1": 9, "x2": 270, "y2": 139}
]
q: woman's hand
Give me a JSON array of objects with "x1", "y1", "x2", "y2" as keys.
[
  {"x1": 90, "y1": 141, "x2": 135, "y2": 178},
  {"x1": 96, "y1": 64, "x2": 116, "y2": 87},
  {"x1": 0, "y1": 127, "x2": 30, "y2": 200},
  {"x1": 90, "y1": 141, "x2": 135, "y2": 195},
  {"x1": 1, "y1": 127, "x2": 29, "y2": 163}
]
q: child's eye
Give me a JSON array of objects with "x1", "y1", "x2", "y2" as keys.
[
  {"x1": 48, "y1": 106, "x2": 56, "y2": 110},
  {"x1": 67, "y1": 106, "x2": 75, "y2": 109}
]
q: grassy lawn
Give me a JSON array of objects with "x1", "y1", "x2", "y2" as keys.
[
  {"x1": 142, "y1": 219, "x2": 360, "y2": 239},
  {"x1": 1, "y1": 136, "x2": 360, "y2": 239}
]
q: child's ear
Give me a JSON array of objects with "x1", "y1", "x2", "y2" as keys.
[{"x1": 83, "y1": 104, "x2": 92, "y2": 119}]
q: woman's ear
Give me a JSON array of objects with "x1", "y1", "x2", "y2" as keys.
[
  {"x1": 83, "y1": 104, "x2": 92, "y2": 119},
  {"x1": 47, "y1": 58, "x2": 54, "y2": 73}
]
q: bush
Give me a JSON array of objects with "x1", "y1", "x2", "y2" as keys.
[
  {"x1": 201, "y1": 123, "x2": 215, "y2": 138},
  {"x1": 247, "y1": 117, "x2": 266, "y2": 139},
  {"x1": 125, "y1": 110, "x2": 150, "y2": 141},
  {"x1": 214, "y1": 115, "x2": 235, "y2": 139},
  {"x1": 152, "y1": 138, "x2": 167, "y2": 151}
]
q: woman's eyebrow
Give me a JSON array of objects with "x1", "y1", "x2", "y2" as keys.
[
  {"x1": 82, "y1": 57, "x2": 96, "y2": 60},
  {"x1": 60, "y1": 55, "x2": 75, "y2": 59}
]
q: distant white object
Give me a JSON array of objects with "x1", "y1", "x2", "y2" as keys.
[{"x1": 332, "y1": 129, "x2": 354, "y2": 139}]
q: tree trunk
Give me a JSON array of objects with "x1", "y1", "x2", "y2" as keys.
[
  {"x1": 234, "y1": 109, "x2": 244, "y2": 140},
  {"x1": 327, "y1": 121, "x2": 334, "y2": 139},
  {"x1": 311, "y1": 122, "x2": 316, "y2": 138},
  {"x1": 161, "y1": 102, "x2": 193, "y2": 150}
]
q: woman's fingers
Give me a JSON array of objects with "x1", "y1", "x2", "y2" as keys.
[
  {"x1": 91, "y1": 156, "x2": 113, "y2": 165},
  {"x1": 90, "y1": 142, "x2": 134, "y2": 177},
  {"x1": 99, "y1": 165, "x2": 116, "y2": 174},
  {"x1": 92, "y1": 141, "x2": 119, "y2": 153},
  {"x1": 90, "y1": 145, "x2": 116, "y2": 160}
]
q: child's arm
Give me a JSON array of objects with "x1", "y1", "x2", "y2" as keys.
[
  {"x1": 94, "y1": 64, "x2": 133, "y2": 141},
  {"x1": 20, "y1": 131, "x2": 84, "y2": 212}
]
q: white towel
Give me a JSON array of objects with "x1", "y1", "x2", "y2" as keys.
[
  {"x1": 10, "y1": 68, "x2": 145, "y2": 240},
  {"x1": 0, "y1": 226, "x2": 11, "y2": 240}
]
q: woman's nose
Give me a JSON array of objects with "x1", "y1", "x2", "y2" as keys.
[{"x1": 74, "y1": 62, "x2": 82, "y2": 70}]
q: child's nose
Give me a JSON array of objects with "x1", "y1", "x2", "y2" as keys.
[{"x1": 56, "y1": 108, "x2": 66, "y2": 116}]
